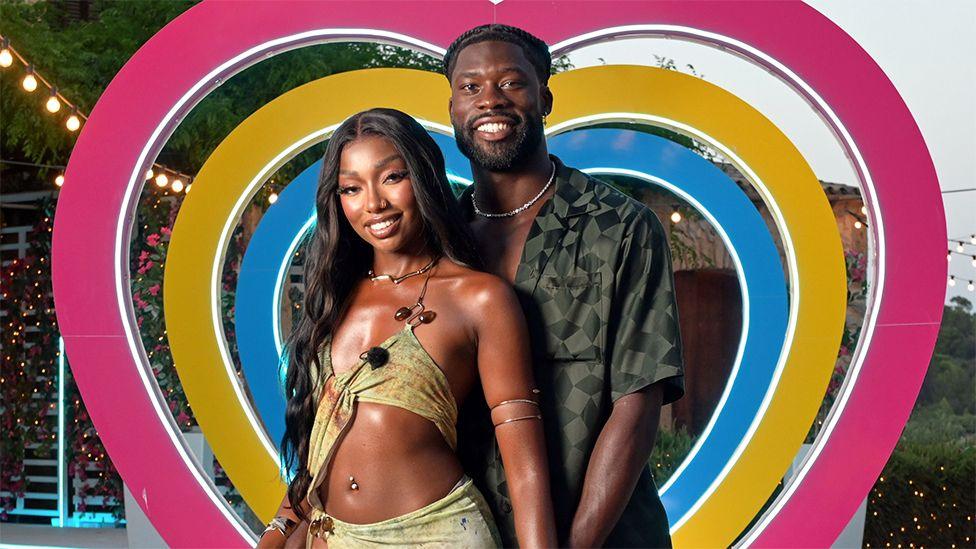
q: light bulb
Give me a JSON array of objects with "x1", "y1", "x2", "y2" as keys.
[
  {"x1": 971, "y1": 256, "x2": 976, "y2": 267},
  {"x1": 171, "y1": 179, "x2": 184, "y2": 193},
  {"x1": 948, "y1": 276, "x2": 956, "y2": 287},
  {"x1": 22, "y1": 72, "x2": 37, "y2": 92},
  {"x1": 948, "y1": 252, "x2": 952, "y2": 262},
  {"x1": 0, "y1": 49, "x2": 12, "y2": 68},
  {"x1": 968, "y1": 282, "x2": 975, "y2": 292},
  {"x1": 65, "y1": 113, "x2": 81, "y2": 132},
  {"x1": 154, "y1": 173, "x2": 169, "y2": 188},
  {"x1": 854, "y1": 221, "x2": 863, "y2": 230},
  {"x1": 54, "y1": 175, "x2": 65, "y2": 187},
  {"x1": 45, "y1": 91, "x2": 61, "y2": 113},
  {"x1": 670, "y1": 210, "x2": 681, "y2": 223},
  {"x1": 957, "y1": 242, "x2": 965, "y2": 253},
  {"x1": 860, "y1": 205, "x2": 867, "y2": 215},
  {"x1": 268, "y1": 192, "x2": 279, "y2": 204},
  {"x1": 186, "y1": 183, "x2": 192, "y2": 193},
  {"x1": 971, "y1": 234, "x2": 976, "y2": 245},
  {"x1": 145, "y1": 169, "x2": 154, "y2": 180}
]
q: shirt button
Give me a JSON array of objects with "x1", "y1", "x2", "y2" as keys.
[{"x1": 501, "y1": 500, "x2": 513, "y2": 514}]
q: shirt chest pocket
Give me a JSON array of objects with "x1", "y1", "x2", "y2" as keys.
[{"x1": 534, "y1": 271, "x2": 604, "y2": 361}]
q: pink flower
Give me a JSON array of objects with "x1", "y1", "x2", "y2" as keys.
[
  {"x1": 146, "y1": 233, "x2": 161, "y2": 247},
  {"x1": 177, "y1": 411, "x2": 190, "y2": 426},
  {"x1": 160, "y1": 226, "x2": 172, "y2": 237},
  {"x1": 147, "y1": 284, "x2": 161, "y2": 297},
  {"x1": 133, "y1": 295, "x2": 148, "y2": 310},
  {"x1": 137, "y1": 260, "x2": 154, "y2": 274},
  {"x1": 139, "y1": 250, "x2": 150, "y2": 263}
]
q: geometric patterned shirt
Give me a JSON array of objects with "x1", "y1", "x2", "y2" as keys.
[{"x1": 457, "y1": 155, "x2": 685, "y2": 547}]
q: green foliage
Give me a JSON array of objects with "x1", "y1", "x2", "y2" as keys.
[
  {"x1": 934, "y1": 296, "x2": 975, "y2": 365},
  {"x1": 863, "y1": 437, "x2": 975, "y2": 547},
  {"x1": 649, "y1": 425, "x2": 696, "y2": 486}
]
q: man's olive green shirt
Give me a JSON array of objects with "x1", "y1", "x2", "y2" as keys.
[{"x1": 457, "y1": 156, "x2": 685, "y2": 547}]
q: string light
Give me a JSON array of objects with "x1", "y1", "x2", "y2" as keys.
[
  {"x1": 670, "y1": 206, "x2": 681, "y2": 224},
  {"x1": 22, "y1": 65, "x2": 38, "y2": 92},
  {"x1": 54, "y1": 174, "x2": 65, "y2": 187},
  {"x1": 171, "y1": 179, "x2": 185, "y2": 193},
  {"x1": 145, "y1": 169, "x2": 155, "y2": 180},
  {"x1": 268, "y1": 192, "x2": 279, "y2": 205},
  {"x1": 956, "y1": 242, "x2": 965, "y2": 253},
  {"x1": 45, "y1": 87, "x2": 62, "y2": 113},
  {"x1": 0, "y1": 38, "x2": 11, "y2": 67},
  {"x1": 971, "y1": 234, "x2": 976, "y2": 245},
  {"x1": 968, "y1": 281, "x2": 975, "y2": 292},
  {"x1": 65, "y1": 109, "x2": 81, "y2": 132},
  {"x1": 854, "y1": 220, "x2": 863, "y2": 230},
  {"x1": 154, "y1": 173, "x2": 169, "y2": 188},
  {"x1": 971, "y1": 255, "x2": 976, "y2": 267},
  {"x1": 948, "y1": 276, "x2": 956, "y2": 287}
]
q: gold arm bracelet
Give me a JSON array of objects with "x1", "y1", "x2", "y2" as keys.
[
  {"x1": 490, "y1": 398, "x2": 540, "y2": 410},
  {"x1": 494, "y1": 414, "x2": 543, "y2": 427}
]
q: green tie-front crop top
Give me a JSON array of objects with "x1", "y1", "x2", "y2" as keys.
[{"x1": 305, "y1": 324, "x2": 458, "y2": 512}]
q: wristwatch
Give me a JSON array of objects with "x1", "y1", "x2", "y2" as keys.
[{"x1": 263, "y1": 516, "x2": 298, "y2": 538}]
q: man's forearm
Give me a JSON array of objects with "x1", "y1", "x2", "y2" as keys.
[{"x1": 568, "y1": 385, "x2": 663, "y2": 548}]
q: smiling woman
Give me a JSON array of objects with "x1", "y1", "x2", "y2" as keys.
[{"x1": 264, "y1": 108, "x2": 556, "y2": 549}]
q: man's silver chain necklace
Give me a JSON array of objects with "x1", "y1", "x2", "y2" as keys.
[{"x1": 472, "y1": 160, "x2": 556, "y2": 218}]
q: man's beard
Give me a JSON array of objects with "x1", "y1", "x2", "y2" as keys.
[{"x1": 453, "y1": 112, "x2": 545, "y2": 172}]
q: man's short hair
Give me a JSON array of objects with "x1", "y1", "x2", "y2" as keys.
[{"x1": 443, "y1": 24, "x2": 552, "y2": 84}]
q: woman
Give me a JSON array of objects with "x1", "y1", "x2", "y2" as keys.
[{"x1": 257, "y1": 108, "x2": 555, "y2": 548}]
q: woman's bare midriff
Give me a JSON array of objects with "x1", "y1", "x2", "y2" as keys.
[{"x1": 318, "y1": 398, "x2": 465, "y2": 525}]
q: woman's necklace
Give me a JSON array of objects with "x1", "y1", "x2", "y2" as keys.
[
  {"x1": 367, "y1": 255, "x2": 437, "y2": 285},
  {"x1": 393, "y1": 259, "x2": 438, "y2": 325}
]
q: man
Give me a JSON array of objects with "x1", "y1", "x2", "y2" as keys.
[{"x1": 446, "y1": 24, "x2": 686, "y2": 548}]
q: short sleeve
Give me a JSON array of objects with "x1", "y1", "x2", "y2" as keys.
[{"x1": 607, "y1": 209, "x2": 685, "y2": 405}]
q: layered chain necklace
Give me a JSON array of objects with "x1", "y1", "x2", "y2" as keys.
[{"x1": 472, "y1": 160, "x2": 556, "y2": 218}]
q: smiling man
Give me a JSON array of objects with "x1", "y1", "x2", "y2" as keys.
[{"x1": 446, "y1": 24, "x2": 686, "y2": 548}]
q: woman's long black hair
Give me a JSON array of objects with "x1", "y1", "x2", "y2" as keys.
[{"x1": 280, "y1": 108, "x2": 482, "y2": 519}]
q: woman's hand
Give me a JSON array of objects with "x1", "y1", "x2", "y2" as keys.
[
  {"x1": 471, "y1": 276, "x2": 557, "y2": 548},
  {"x1": 257, "y1": 493, "x2": 308, "y2": 548}
]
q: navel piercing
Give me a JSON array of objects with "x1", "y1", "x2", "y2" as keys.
[{"x1": 349, "y1": 476, "x2": 359, "y2": 491}]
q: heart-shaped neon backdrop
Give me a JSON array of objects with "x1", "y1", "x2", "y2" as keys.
[
  {"x1": 51, "y1": 2, "x2": 945, "y2": 547},
  {"x1": 164, "y1": 65, "x2": 846, "y2": 546}
]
